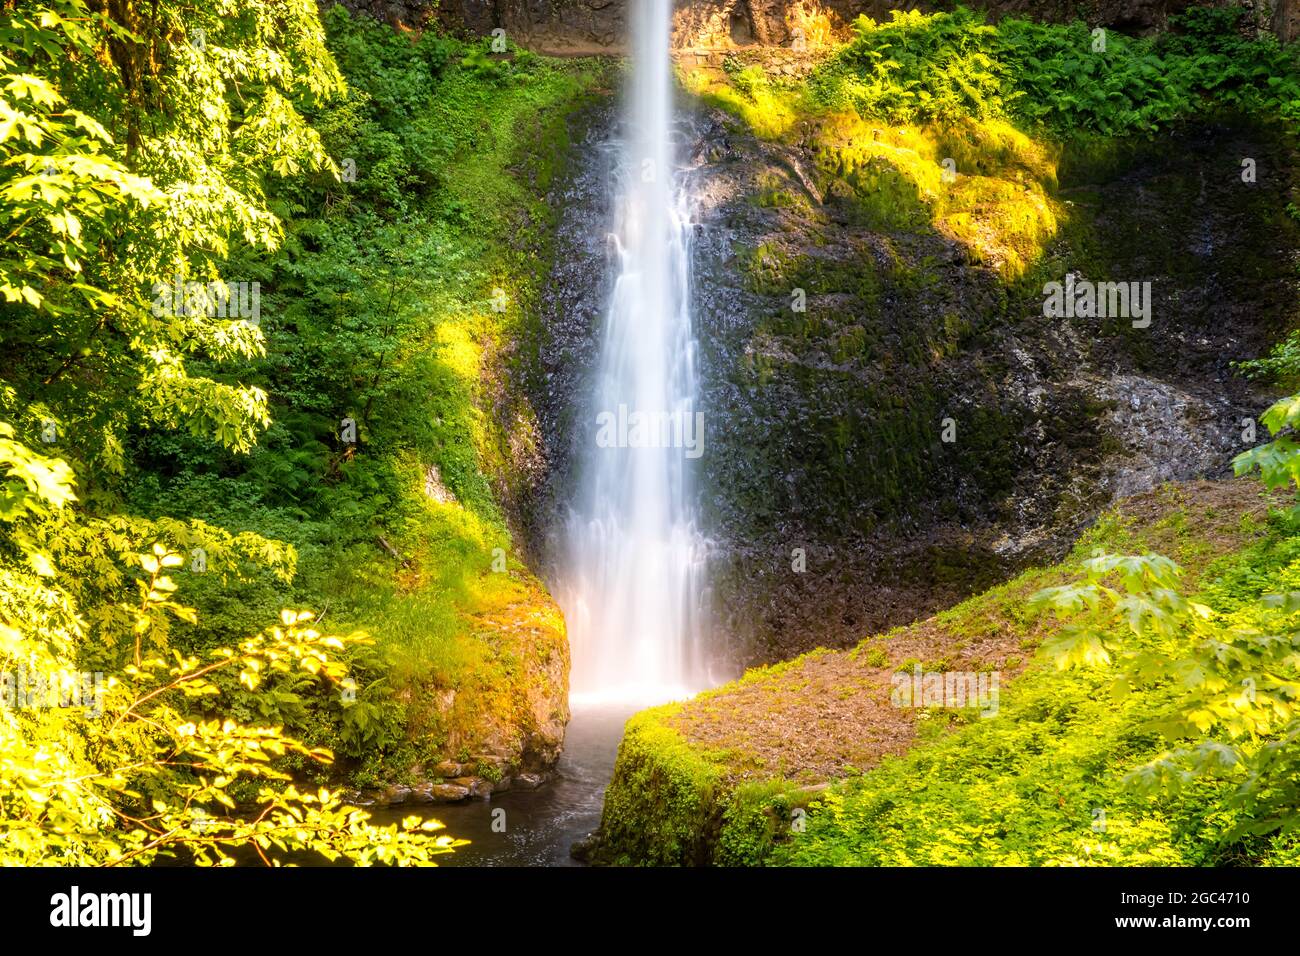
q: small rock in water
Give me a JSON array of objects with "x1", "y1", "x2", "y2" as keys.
[
  {"x1": 408, "y1": 782, "x2": 436, "y2": 804},
  {"x1": 382, "y1": 784, "x2": 412, "y2": 806},
  {"x1": 453, "y1": 776, "x2": 494, "y2": 799},
  {"x1": 570, "y1": 833, "x2": 597, "y2": 863},
  {"x1": 430, "y1": 783, "x2": 471, "y2": 802}
]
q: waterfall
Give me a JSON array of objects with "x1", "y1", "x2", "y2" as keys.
[{"x1": 559, "y1": 0, "x2": 709, "y2": 705}]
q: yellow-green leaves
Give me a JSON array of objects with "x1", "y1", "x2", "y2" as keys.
[
  {"x1": 1260, "y1": 393, "x2": 1300, "y2": 435},
  {"x1": 1030, "y1": 552, "x2": 1192, "y2": 668},
  {"x1": 1, "y1": 579, "x2": 462, "y2": 865},
  {"x1": 4, "y1": 73, "x2": 60, "y2": 109},
  {"x1": 0, "y1": 422, "x2": 76, "y2": 520},
  {"x1": 1233, "y1": 392, "x2": 1300, "y2": 495},
  {"x1": 1033, "y1": 543, "x2": 1300, "y2": 838}
]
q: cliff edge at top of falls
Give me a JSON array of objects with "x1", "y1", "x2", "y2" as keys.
[{"x1": 335, "y1": 0, "x2": 1300, "y2": 52}]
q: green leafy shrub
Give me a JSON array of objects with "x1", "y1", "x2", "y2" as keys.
[
  {"x1": 806, "y1": 7, "x2": 1300, "y2": 134},
  {"x1": 0, "y1": 426, "x2": 460, "y2": 865}
]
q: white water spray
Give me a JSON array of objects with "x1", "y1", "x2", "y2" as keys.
[{"x1": 560, "y1": 0, "x2": 709, "y2": 705}]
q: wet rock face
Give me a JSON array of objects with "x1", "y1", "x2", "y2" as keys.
[
  {"x1": 331, "y1": 0, "x2": 1300, "y2": 49},
  {"x1": 523, "y1": 97, "x2": 1296, "y2": 670},
  {"x1": 686, "y1": 114, "x2": 1292, "y2": 666},
  {"x1": 511, "y1": 102, "x2": 620, "y2": 563}
]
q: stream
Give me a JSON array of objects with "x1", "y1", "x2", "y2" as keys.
[{"x1": 367, "y1": 702, "x2": 636, "y2": 866}]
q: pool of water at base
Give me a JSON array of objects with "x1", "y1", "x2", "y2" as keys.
[{"x1": 365, "y1": 701, "x2": 638, "y2": 867}]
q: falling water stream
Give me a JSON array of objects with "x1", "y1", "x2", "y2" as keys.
[
  {"x1": 370, "y1": 0, "x2": 714, "y2": 865},
  {"x1": 559, "y1": 0, "x2": 709, "y2": 705}
]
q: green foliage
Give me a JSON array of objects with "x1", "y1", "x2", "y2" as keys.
[
  {"x1": 1031, "y1": 538, "x2": 1300, "y2": 841},
  {"x1": 0, "y1": 0, "x2": 343, "y2": 465},
  {"x1": 1237, "y1": 331, "x2": 1300, "y2": 387},
  {"x1": 594, "y1": 706, "x2": 727, "y2": 865},
  {"x1": 770, "y1": 518, "x2": 1300, "y2": 865},
  {"x1": 1004, "y1": 393, "x2": 1300, "y2": 846},
  {"x1": 812, "y1": 10, "x2": 1004, "y2": 124},
  {"x1": 599, "y1": 481, "x2": 1300, "y2": 866},
  {"x1": 168, "y1": 9, "x2": 599, "y2": 775},
  {"x1": 1030, "y1": 552, "x2": 1193, "y2": 668},
  {"x1": 715, "y1": 779, "x2": 811, "y2": 866},
  {"x1": 0, "y1": 0, "x2": 595, "y2": 860},
  {"x1": 1234, "y1": 393, "x2": 1300, "y2": 498},
  {"x1": 459, "y1": 45, "x2": 514, "y2": 83},
  {"x1": 0, "y1": 428, "x2": 460, "y2": 865},
  {"x1": 807, "y1": 7, "x2": 1300, "y2": 135}
]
